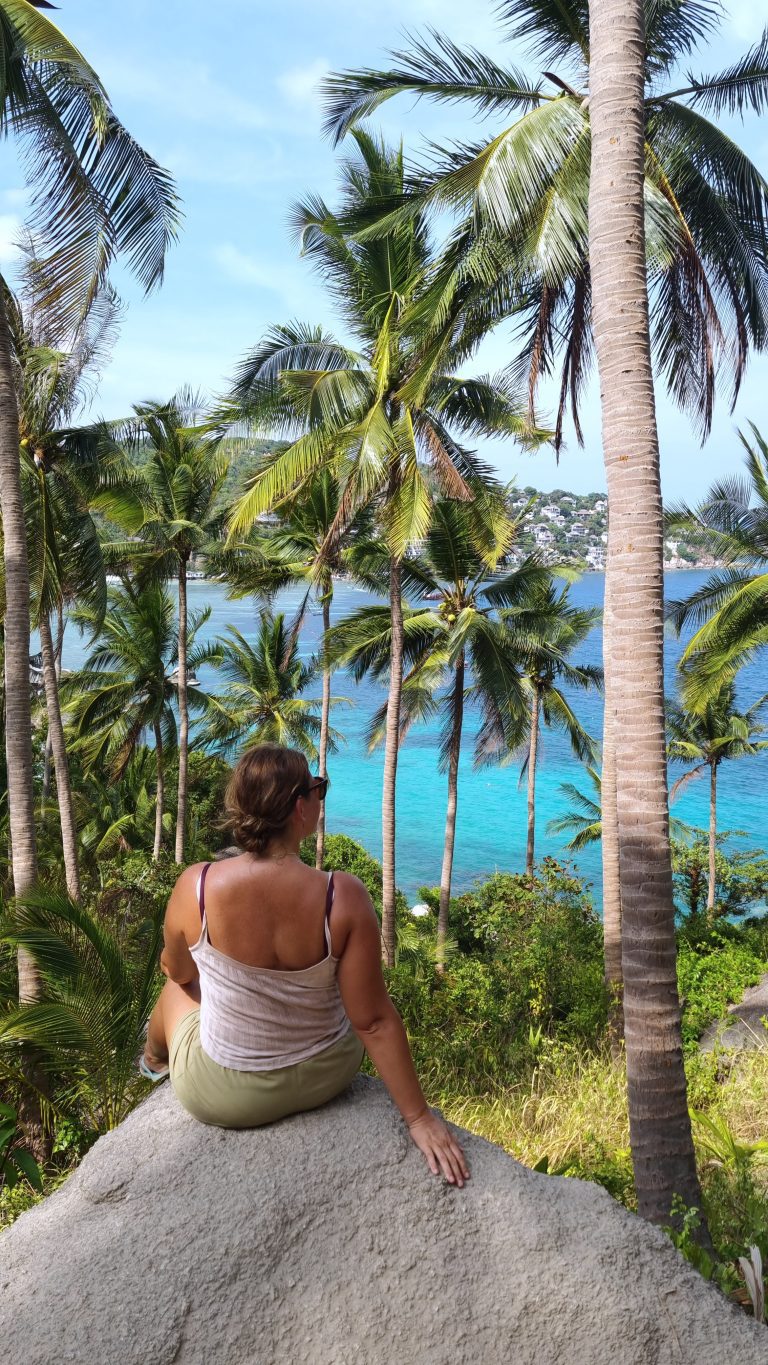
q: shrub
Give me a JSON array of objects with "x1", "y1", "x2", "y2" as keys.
[
  {"x1": 167, "y1": 751, "x2": 232, "y2": 861},
  {"x1": 677, "y1": 926, "x2": 767, "y2": 1049},
  {"x1": 302, "y1": 833, "x2": 410, "y2": 922},
  {"x1": 672, "y1": 837, "x2": 768, "y2": 920},
  {"x1": 390, "y1": 862, "x2": 608, "y2": 1091}
]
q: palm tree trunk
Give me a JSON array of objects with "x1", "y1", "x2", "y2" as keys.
[
  {"x1": 437, "y1": 649, "x2": 465, "y2": 971},
  {"x1": 601, "y1": 560, "x2": 623, "y2": 1041},
  {"x1": 526, "y1": 687, "x2": 539, "y2": 878},
  {"x1": 174, "y1": 556, "x2": 189, "y2": 865},
  {"x1": 0, "y1": 285, "x2": 47, "y2": 1158},
  {"x1": 42, "y1": 605, "x2": 65, "y2": 802},
  {"x1": 588, "y1": 0, "x2": 705, "y2": 1229},
  {"x1": 381, "y1": 555, "x2": 404, "y2": 967},
  {"x1": 153, "y1": 720, "x2": 165, "y2": 862},
  {"x1": 601, "y1": 711, "x2": 624, "y2": 1044},
  {"x1": 0, "y1": 287, "x2": 39, "y2": 996},
  {"x1": 707, "y1": 761, "x2": 717, "y2": 918},
  {"x1": 39, "y1": 611, "x2": 81, "y2": 902},
  {"x1": 315, "y1": 590, "x2": 332, "y2": 870}
]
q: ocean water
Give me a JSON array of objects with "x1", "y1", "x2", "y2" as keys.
[{"x1": 60, "y1": 571, "x2": 768, "y2": 903}]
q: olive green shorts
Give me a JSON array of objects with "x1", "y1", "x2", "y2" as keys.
[{"x1": 168, "y1": 1009, "x2": 364, "y2": 1128}]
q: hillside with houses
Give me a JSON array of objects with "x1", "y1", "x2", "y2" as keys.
[{"x1": 512, "y1": 488, "x2": 719, "y2": 570}]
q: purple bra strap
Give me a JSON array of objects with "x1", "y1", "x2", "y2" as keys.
[{"x1": 198, "y1": 862, "x2": 212, "y2": 922}]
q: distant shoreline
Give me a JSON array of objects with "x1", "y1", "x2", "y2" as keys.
[{"x1": 105, "y1": 564, "x2": 719, "y2": 588}]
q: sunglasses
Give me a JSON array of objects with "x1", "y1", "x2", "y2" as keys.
[{"x1": 304, "y1": 775, "x2": 330, "y2": 800}]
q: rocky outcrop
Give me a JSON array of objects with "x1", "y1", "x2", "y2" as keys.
[
  {"x1": 0, "y1": 1076, "x2": 764, "y2": 1364},
  {"x1": 700, "y1": 972, "x2": 768, "y2": 1052}
]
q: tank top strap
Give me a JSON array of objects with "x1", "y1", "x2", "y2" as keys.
[
  {"x1": 197, "y1": 862, "x2": 212, "y2": 932},
  {"x1": 324, "y1": 871, "x2": 335, "y2": 954}
]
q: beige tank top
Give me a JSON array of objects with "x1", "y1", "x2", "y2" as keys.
[{"x1": 190, "y1": 864, "x2": 351, "y2": 1072}]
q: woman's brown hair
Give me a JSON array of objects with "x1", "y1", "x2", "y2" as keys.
[{"x1": 224, "y1": 744, "x2": 311, "y2": 856}]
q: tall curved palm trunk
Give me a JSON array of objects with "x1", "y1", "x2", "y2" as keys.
[
  {"x1": 315, "y1": 591, "x2": 333, "y2": 870},
  {"x1": 588, "y1": 0, "x2": 703, "y2": 1225},
  {"x1": 174, "y1": 557, "x2": 189, "y2": 864},
  {"x1": 39, "y1": 612, "x2": 81, "y2": 901},
  {"x1": 153, "y1": 721, "x2": 166, "y2": 862},
  {"x1": 707, "y1": 762, "x2": 718, "y2": 917},
  {"x1": 437, "y1": 650, "x2": 465, "y2": 968},
  {"x1": 0, "y1": 293, "x2": 39, "y2": 1000},
  {"x1": 381, "y1": 556, "x2": 404, "y2": 966},
  {"x1": 42, "y1": 607, "x2": 64, "y2": 801},
  {"x1": 601, "y1": 570, "x2": 623, "y2": 1039},
  {"x1": 525, "y1": 687, "x2": 540, "y2": 878}
]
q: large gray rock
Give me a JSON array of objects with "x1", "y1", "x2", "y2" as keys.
[
  {"x1": 0, "y1": 1076, "x2": 764, "y2": 1364},
  {"x1": 700, "y1": 972, "x2": 768, "y2": 1052}
]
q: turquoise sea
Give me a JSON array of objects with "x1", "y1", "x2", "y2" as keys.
[{"x1": 60, "y1": 571, "x2": 768, "y2": 904}]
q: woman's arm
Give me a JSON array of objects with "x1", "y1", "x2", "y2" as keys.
[
  {"x1": 160, "y1": 866, "x2": 202, "y2": 985},
  {"x1": 336, "y1": 880, "x2": 469, "y2": 1188}
]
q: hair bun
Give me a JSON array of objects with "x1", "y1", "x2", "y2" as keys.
[{"x1": 223, "y1": 744, "x2": 311, "y2": 857}]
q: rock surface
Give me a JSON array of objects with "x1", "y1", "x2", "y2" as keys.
[
  {"x1": 0, "y1": 1076, "x2": 765, "y2": 1364},
  {"x1": 700, "y1": 972, "x2": 768, "y2": 1052}
]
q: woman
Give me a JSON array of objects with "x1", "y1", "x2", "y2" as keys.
[{"x1": 142, "y1": 743, "x2": 469, "y2": 1187}]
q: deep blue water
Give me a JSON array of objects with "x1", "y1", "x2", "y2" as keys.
[{"x1": 60, "y1": 572, "x2": 768, "y2": 903}]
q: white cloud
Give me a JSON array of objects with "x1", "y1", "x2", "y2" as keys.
[
  {"x1": 95, "y1": 54, "x2": 270, "y2": 131},
  {"x1": 277, "y1": 59, "x2": 330, "y2": 108},
  {"x1": 213, "y1": 243, "x2": 283, "y2": 289},
  {"x1": 211, "y1": 242, "x2": 328, "y2": 318},
  {"x1": 1, "y1": 188, "x2": 27, "y2": 210},
  {"x1": 162, "y1": 139, "x2": 290, "y2": 189},
  {"x1": 0, "y1": 214, "x2": 21, "y2": 268},
  {"x1": 727, "y1": 2, "x2": 766, "y2": 44}
]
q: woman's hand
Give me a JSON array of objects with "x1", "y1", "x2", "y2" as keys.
[{"x1": 407, "y1": 1111, "x2": 470, "y2": 1188}]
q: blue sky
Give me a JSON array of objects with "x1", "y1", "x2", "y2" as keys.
[{"x1": 1, "y1": 0, "x2": 766, "y2": 498}]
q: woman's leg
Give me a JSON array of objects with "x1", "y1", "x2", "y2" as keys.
[{"x1": 145, "y1": 978, "x2": 201, "y2": 1070}]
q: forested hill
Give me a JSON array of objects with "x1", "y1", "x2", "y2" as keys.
[
  {"x1": 217, "y1": 451, "x2": 713, "y2": 571},
  {"x1": 499, "y1": 486, "x2": 716, "y2": 571}
]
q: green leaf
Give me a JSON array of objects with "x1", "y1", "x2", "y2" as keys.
[{"x1": 12, "y1": 1147, "x2": 43, "y2": 1191}]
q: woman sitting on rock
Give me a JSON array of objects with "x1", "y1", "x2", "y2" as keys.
[{"x1": 142, "y1": 742, "x2": 469, "y2": 1188}]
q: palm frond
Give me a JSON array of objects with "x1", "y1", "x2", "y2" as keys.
[{"x1": 322, "y1": 29, "x2": 544, "y2": 144}]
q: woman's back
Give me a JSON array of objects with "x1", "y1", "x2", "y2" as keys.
[
  {"x1": 200, "y1": 854, "x2": 335, "y2": 971},
  {"x1": 191, "y1": 854, "x2": 351, "y2": 1072}
]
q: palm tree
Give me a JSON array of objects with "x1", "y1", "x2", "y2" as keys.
[
  {"x1": 588, "y1": 0, "x2": 706, "y2": 1230},
  {"x1": 7, "y1": 271, "x2": 124, "y2": 903},
  {"x1": 503, "y1": 581, "x2": 602, "y2": 876},
  {"x1": 0, "y1": 0, "x2": 178, "y2": 945},
  {"x1": 547, "y1": 767, "x2": 602, "y2": 851},
  {"x1": 65, "y1": 584, "x2": 217, "y2": 861},
  {"x1": 667, "y1": 683, "x2": 768, "y2": 916},
  {"x1": 226, "y1": 132, "x2": 539, "y2": 963},
  {"x1": 108, "y1": 392, "x2": 229, "y2": 864},
  {"x1": 548, "y1": 767, "x2": 692, "y2": 853},
  {"x1": 77, "y1": 750, "x2": 172, "y2": 866},
  {"x1": 214, "y1": 471, "x2": 373, "y2": 867},
  {"x1": 323, "y1": 2, "x2": 768, "y2": 448},
  {"x1": 200, "y1": 612, "x2": 341, "y2": 761},
  {"x1": 0, "y1": 886, "x2": 164, "y2": 1134},
  {"x1": 667, "y1": 425, "x2": 768, "y2": 704},
  {"x1": 328, "y1": 492, "x2": 546, "y2": 963}
]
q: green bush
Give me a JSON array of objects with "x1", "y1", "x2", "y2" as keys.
[
  {"x1": 672, "y1": 837, "x2": 768, "y2": 920},
  {"x1": 0, "y1": 1178, "x2": 45, "y2": 1230},
  {"x1": 389, "y1": 862, "x2": 608, "y2": 1091},
  {"x1": 168, "y1": 751, "x2": 232, "y2": 861},
  {"x1": 302, "y1": 833, "x2": 410, "y2": 922},
  {"x1": 677, "y1": 925, "x2": 767, "y2": 1048}
]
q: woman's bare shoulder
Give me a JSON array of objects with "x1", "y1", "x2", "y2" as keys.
[
  {"x1": 331, "y1": 870, "x2": 373, "y2": 900},
  {"x1": 330, "y1": 872, "x2": 378, "y2": 943}
]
